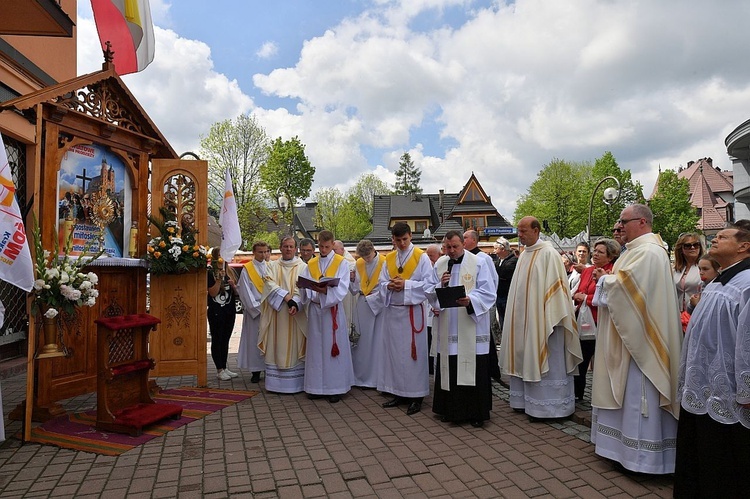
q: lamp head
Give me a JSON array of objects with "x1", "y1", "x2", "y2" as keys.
[{"x1": 278, "y1": 194, "x2": 289, "y2": 213}]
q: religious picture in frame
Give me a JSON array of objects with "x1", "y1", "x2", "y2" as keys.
[{"x1": 57, "y1": 143, "x2": 132, "y2": 257}]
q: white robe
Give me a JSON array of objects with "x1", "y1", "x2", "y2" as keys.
[
  {"x1": 237, "y1": 261, "x2": 267, "y2": 372},
  {"x1": 349, "y1": 256, "x2": 386, "y2": 388},
  {"x1": 260, "y1": 257, "x2": 308, "y2": 393},
  {"x1": 591, "y1": 232, "x2": 683, "y2": 474},
  {"x1": 377, "y1": 245, "x2": 438, "y2": 398},
  {"x1": 298, "y1": 253, "x2": 355, "y2": 395},
  {"x1": 501, "y1": 240, "x2": 581, "y2": 418}
]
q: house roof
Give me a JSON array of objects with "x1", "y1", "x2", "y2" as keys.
[
  {"x1": 651, "y1": 157, "x2": 734, "y2": 232},
  {"x1": 365, "y1": 174, "x2": 512, "y2": 243},
  {"x1": 0, "y1": 64, "x2": 176, "y2": 159},
  {"x1": 679, "y1": 158, "x2": 733, "y2": 195}
]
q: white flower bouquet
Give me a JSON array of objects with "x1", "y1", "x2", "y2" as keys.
[{"x1": 31, "y1": 219, "x2": 104, "y2": 318}]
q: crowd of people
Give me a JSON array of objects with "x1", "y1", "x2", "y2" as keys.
[{"x1": 206, "y1": 206, "x2": 750, "y2": 495}]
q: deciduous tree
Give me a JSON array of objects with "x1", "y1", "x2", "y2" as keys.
[
  {"x1": 649, "y1": 169, "x2": 700, "y2": 248},
  {"x1": 260, "y1": 136, "x2": 315, "y2": 224}
]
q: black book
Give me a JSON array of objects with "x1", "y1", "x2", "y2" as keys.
[{"x1": 435, "y1": 285, "x2": 466, "y2": 308}]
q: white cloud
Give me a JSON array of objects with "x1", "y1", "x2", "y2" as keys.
[
  {"x1": 76, "y1": 0, "x2": 750, "y2": 220},
  {"x1": 77, "y1": 15, "x2": 253, "y2": 157},
  {"x1": 256, "y1": 42, "x2": 279, "y2": 60}
]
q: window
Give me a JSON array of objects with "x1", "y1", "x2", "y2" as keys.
[{"x1": 415, "y1": 221, "x2": 427, "y2": 233}]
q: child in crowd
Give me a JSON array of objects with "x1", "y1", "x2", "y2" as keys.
[{"x1": 687, "y1": 254, "x2": 720, "y2": 312}]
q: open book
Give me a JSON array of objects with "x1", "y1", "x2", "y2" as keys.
[
  {"x1": 296, "y1": 275, "x2": 341, "y2": 290},
  {"x1": 435, "y1": 285, "x2": 466, "y2": 308}
]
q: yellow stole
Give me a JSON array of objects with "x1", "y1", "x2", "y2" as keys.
[
  {"x1": 385, "y1": 247, "x2": 424, "y2": 279},
  {"x1": 357, "y1": 254, "x2": 385, "y2": 295},
  {"x1": 243, "y1": 260, "x2": 265, "y2": 292},
  {"x1": 308, "y1": 253, "x2": 344, "y2": 280}
]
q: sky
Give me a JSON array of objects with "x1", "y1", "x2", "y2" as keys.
[{"x1": 76, "y1": 0, "x2": 750, "y2": 222}]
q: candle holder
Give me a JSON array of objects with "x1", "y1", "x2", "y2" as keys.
[{"x1": 90, "y1": 192, "x2": 115, "y2": 256}]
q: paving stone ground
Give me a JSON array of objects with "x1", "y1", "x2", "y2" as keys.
[{"x1": 0, "y1": 317, "x2": 674, "y2": 498}]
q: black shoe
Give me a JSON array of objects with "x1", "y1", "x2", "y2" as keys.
[
  {"x1": 250, "y1": 372, "x2": 261, "y2": 383},
  {"x1": 307, "y1": 393, "x2": 324, "y2": 400},
  {"x1": 328, "y1": 395, "x2": 341, "y2": 403},
  {"x1": 470, "y1": 420, "x2": 484, "y2": 428},
  {"x1": 406, "y1": 401, "x2": 422, "y2": 415},
  {"x1": 382, "y1": 397, "x2": 403, "y2": 408},
  {"x1": 439, "y1": 414, "x2": 451, "y2": 423}
]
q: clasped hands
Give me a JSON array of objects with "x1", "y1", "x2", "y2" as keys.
[{"x1": 387, "y1": 276, "x2": 405, "y2": 292}]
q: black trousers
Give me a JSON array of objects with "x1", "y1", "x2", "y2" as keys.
[
  {"x1": 574, "y1": 339, "x2": 595, "y2": 399},
  {"x1": 674, "y1": 408, "x2": 750, "y2": 498},
  {"x1": 208, "y1": 312, "x2": 235, "y2": 370}
]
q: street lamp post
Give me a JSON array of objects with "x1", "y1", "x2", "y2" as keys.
[
  {"x1": 277, "y1": 191, "x2": 294, "y2": 237},
  {"x1": 587, "y1": 176, "x2": 621, "y2": 247}
]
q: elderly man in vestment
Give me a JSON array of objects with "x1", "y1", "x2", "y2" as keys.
[
  {"x1": 429, "y1": 230, "x2": 496, "y2": 427},
  {"x1": 590, "y1": 204, "x2": 683, "y2": 475},
  {"x1": 501, "y1": 216, "x2": 582, "y2": 420},
  {"x1": 349, "y1": 239, "x2": 386, "y2": 388},
  {"x1": 258, "y1": 236, "x2": 308, "y2": 394},
  {"x1": 674, "y1": 221, "x2": 750, "y2": 496},
  {"x1": 378, "y1": 222, "x2": 438, "y2": 416},
  {"x1": 297, "y1": 230, "x2": 354, "y2": 403},
  {"x1": 237, "y1": 241, "x2": 270, "y2": 383}
]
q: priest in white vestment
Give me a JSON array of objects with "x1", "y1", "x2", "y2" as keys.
[
  {"x1": 501, "y1": 216, "x2": 582, "y2": 420},
  {"x1": 590, "y1": 204, "x2": 683, "y2": 475},
  {"x1": 237, "y1": 242, "x2": 271, "y2": 382},
  {"x1": 428, "y1": 230, "x2": 496, "y2": 427},
  {"x1": 297, "y1": 230, "x2": 354, "y2": 403},
  {"x1": 349, "y1": 239, "x2": 386, "y2": 388},
  {"x1": 377, "y1": 222, "x2": 438, "y2": 416},
  {"x1": 675, "y1": 222, "x2": 750, "y2": 496},
  {"x1": 259, "y1": 236, "x2": 308, "y2": 394},
  {"x1": 334, "y1": 240, "x2": 358, "y2": 340}
]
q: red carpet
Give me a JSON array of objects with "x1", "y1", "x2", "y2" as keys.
[{"x1": 26, "y1": 387, "x2": 257, "y2": 456}]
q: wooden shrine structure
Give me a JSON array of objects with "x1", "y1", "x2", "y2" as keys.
[{"x1": 0, "y1": 61, "x2": 208, "y2": 437}]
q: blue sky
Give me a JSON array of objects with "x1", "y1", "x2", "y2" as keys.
[{"x1": 77, "y1": 0, "x2": 749, "y2": 220}]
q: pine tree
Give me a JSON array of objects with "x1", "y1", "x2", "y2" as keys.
[{"x1": 393, "y1": 152, "x2": 422, "y2": 195}]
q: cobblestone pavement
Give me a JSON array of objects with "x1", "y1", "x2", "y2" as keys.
[{"x1": 0, "y1": 320, "x2": 673, "y2": 498}]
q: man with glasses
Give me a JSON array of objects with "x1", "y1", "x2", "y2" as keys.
[
  {"x1": 590, "y1": 204, "x2": 683, "y2": 474},
  {"x1": 611, "y1": 224, "x2": 625, "y2": 253}
]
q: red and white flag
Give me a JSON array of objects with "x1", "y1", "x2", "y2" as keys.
[
  {"x1": 0, "y1": 134, "x2": 34, "y2": 292},
  {"x1": 219, "y1": 168, "x2": 242, "y2": 263},
  {"x1": 91, "y1": 0, "x2": 155, "y2": 75}
]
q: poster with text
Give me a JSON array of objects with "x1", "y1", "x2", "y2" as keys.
[{"x1": 57, "y1": 144, "x2": 132, "y2": 257}]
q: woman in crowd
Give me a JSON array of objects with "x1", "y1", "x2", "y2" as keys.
[
  {"x1": 572, "y1": 238, "x2": 620, "y2": 401},
  {"x1": 207, "y1": 247, "x2": 239, "y2": 381},
  {"x1": 672, "y1": 233, "x2": 704, "y2": 314}
]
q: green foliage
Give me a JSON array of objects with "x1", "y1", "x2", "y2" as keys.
[
  {"x1": 199, "y1": 114, "x2": 269, "y2": 210},
  {"x1": 514, "y1": 152, "x2": 645, "y2": 239},
  {"x1": 260, "y1": 136, "x2": 315, "y2": 208},
  {"x1": 649, "y1": 169, "x2": 700, "y2": 248},
  {"x1": 311, "y1": 173, "x2": 391, "y2": 240},
  {"x1": 146, "y1": 207, "x2": 209, "y2": 275},
  {"x1": 514, "y1": 158, "x2": 589, "y2": 237},
  {"x1": 347, "y1": 173, "x2": 391, "y2": 220},
  {"x1": 393, "y1": 152, "x2": 422, "y2": 195},
  {"x1": 250, "y1": 230, "x2": 280, "y2": 251}
]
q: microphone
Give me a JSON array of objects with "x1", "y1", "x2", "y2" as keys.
[{"x1": 444, "y1": 259, "x2": 455, "y2": 287}]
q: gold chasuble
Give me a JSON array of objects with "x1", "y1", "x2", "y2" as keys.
[
  {"x1": 385, "y1": 247, "x2": 424, "y2": 279},
  {"x1": 357, "y1": 254, "x2": 385, "y2": 295},
  {"x1": 591, "y1": 233, "x2": 683, "y2": 418}
]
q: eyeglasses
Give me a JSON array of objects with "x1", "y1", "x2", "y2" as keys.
[
  {"x1": 612, "y1": 228, "x2": 621, "y2": 233},
  {"x1": 682, "y1": 243, "x2": 701, "y2": 250},
  {"x1": 616, "y1": 217, "x2": 641, "y2": 226}
]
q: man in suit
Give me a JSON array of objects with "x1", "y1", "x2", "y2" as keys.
[{"x1": 493, "y1": 237, "x2": 518, "y2": 331}]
